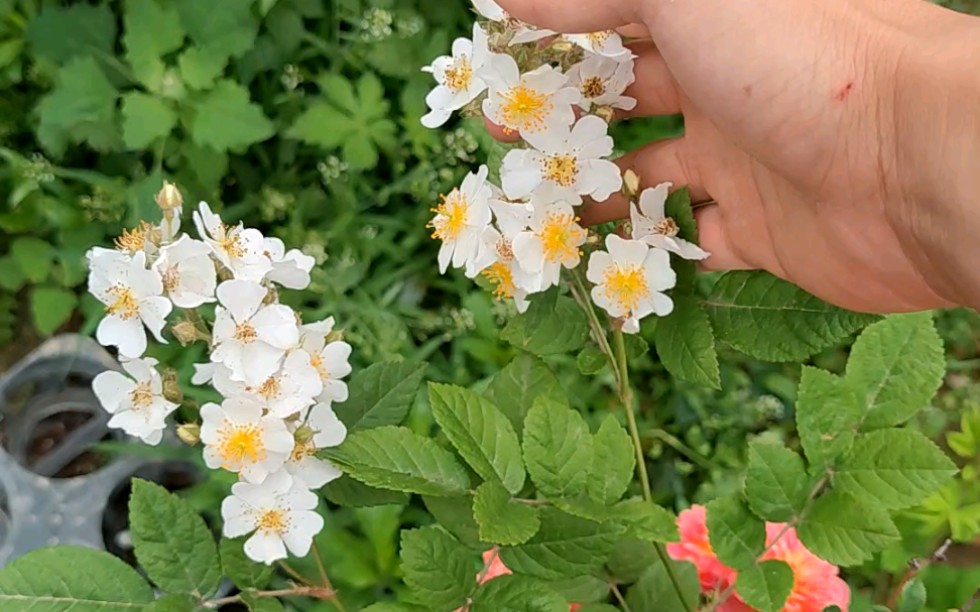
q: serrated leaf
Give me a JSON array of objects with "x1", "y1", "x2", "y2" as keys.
[
  {"x1": 176, "y1": 0, "x2": 257, "y2": 60},
  {"x1": 323, "y1": 426, "x2": 470, "y2": 497},
  {"x1": 744, "y1": 441, "x2": 809, "y2": 522},
  {"x1": 471, "y1": 575, "x2": 566, "y2": 612},
  {"x1": 30, "y1": 286, "x2": 77, "y2": 336},
  {"x1": 797, "y1": 490, "x2": 901, "y2": 566},
  {"x1": 340, "y1": 361, "x2": 426, "y2": 431},
  {"x1": 735, "y1": 560, "x2": 794, "y2": 612},
  {"x1": 522, "y1": 398, "x2": 593, "y2": 498},
  {"x1": 429, "y1": 383, "x2": 525, "y2": 494},
  {"x1": 655, "y1": 295, "x2": 721, "y2": 389},
  {"x1": 144, "y1": 594, "x2": 196, "y2": 612},
  {"x1": 317, "y1": 73, "x2": 359, "y2": 114},
  {"x1": 897, "y1": 578, "x2": 927, "y2": 612},
  {"x1": 322, "y1": 476, "x2": 410, "y2": 508},
  {"x1": 123, "y1": 0, "x2": 184, "y2": 81},
  {"x1": 484, "y1": 352, "x2": 565, "y2": 435},
  {"x1": 190, "y1": 80, "x2": 274, "y2": 152},
  {"x1": 11, "y1": 237, "x2": 54, "y2": 283},
  {"x1": 706, "y1": 271, "x2": 877, "y2": 361},
  {"x1": 286, "y1": 103, "x2": 356, "y2": 149},
  {"x1": 587, "y1": 416, "x2": 635, "y2": 504},
  {"x1": 27, "y1": 5, "x2": 116, "y2": 65},
  {"x1": 178, "y1": 48, "x2": 228, "y2": 90},
  {"x1": 499, "y1": 508, "x2": 624, "y2": 580},
  {"x1": 548, "y1": 575, "x2": 609, "y2": 604},
  {"x1": 129, "y1": 479, "x2": 221, "y2": 597},
  {"x1": 121, "y1": 92, "x2": 176, "y2": 149},
  {"x1": 575, "y1": 606, "x2": 620, "y2": 612},
  {"x1": 0, "y1": 257, "x2": 25, "y2": 292},
  {"x1": 501, "y1": 294, "x2": 589, "y2": 356},
  {"x1": 400, "y1": 526, "x2": 476, "y2": 611},
  {"x1": 344, "y1": 136, "x2": 379, "y2": 170},
  {"x1": 625, "y1": 557, "x2": 700, "y2": 612},
  {"x1": 607, "y1": 538, "x2": 660, "y2": 584},
  {"x1": 614, "y1": 498, "x2": 680, "y2": 543},
  {"x1": 834, "y1": 429, "x2": 957, "y2": 510},
  {"x1": 796, "y1": 367, "x2": 862, "y2": 468},
  {"x1": 576, "y1": 345, "x2": 607, "y2": 375},
  {"x1": 846, "y1": 313, "x2": 945, "y2": 430},
  {"x1": 0, "y1": 546, "x2": 154, "y2": 610},
  {"x1": 37, "y1": 57, "x2": 119, "y2": 156},
  {"x1": 423, "y1": 495, "x2": 482, "y2": 549},
  {"x1": 473, "y1": 480, "x2": 541, "y2": 545},
  {"x1": 706, "y1": 497, "x2": 765, "y2": 570},
  {"x1": 220, "y1": 538, "x2": 273, "y2": 590}
]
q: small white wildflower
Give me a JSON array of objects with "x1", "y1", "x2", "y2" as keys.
[
  {"x1": 299, "y1": 319, "x2": 352, "y2": 406},
  {"x1": 250, "y1": 350, "x2": 323, "y2": 418},
  {"x1": 512, "y1": 201, "x2": 587, "y2": 291},
  {"x1": 193, "y1": 202, "x2": 272, "y2": 282},
  {"x1": 421, "y1": 23, "x2": 491, "y2": 129},
  {"x1": 586, "y1": 234, "x2": 676, "y2": 333},
  {"x1": 482, "y1": 56, "x2": 579, "y2": 138},
  {"x1": 564, "y1": 31, "x2": 632, "y2": 60},
  {"x1": 263, "y1": 237, "x2": 315, "y2": 290},
  {"x1": 501, "y1": 115, "x2": 622, "y2": 202},
  {"x1": 88, "y1": 248, "x2": 172, "y2": 358},
  {"x1": 221, "y1": 470, "x2": 324, "y2": 564},
  {"x1": 429, "y1": 165, "x2": 493, "y2": 274},
  {"x1": 631, "y1": 183, "x2": 710, "y2": 261},
  {"x1": 284, "y1": 403, "x2": 347, "y2": 489},
  {"x1": 92, "y1": 357, "x2": 178, "y2": 445},
  {"x1": 200, "y1": 397, "x2": 295, "y2": 483},
  {"x1": 152, "y1": 234, "x2": 217, "y2": 308},
  {"x1": 566, "y1": 55, "x2": 637, "y2": 112}
]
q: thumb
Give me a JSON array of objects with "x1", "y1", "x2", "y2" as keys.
[{"x1": 495, "y1": 0, "x2": 644, "y2": 33}]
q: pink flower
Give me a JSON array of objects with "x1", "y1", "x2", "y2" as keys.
[{"x1": 666, "y1": 505, "x2": 850, "y2": 612}]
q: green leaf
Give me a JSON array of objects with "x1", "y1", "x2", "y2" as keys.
[
  {"x1": 27, "y1": 5, "x2": 116, "y2": 65},
  {"x1": 287, "y1": 103, "x2": 356, "y2": 149},
  {"x1": 473, "y1": 480, "x2": 541, "y2": 545},
  {"x1": 323, "y1": 426, "x2": 470, "y2": 497},
  {"x1": 176, "y1": 0, "x2": 257, "y2": 60},
  {"x1": 548, "y1": 575, "x2": 609, "y2": 604},
  {"x1": 576, "y1": 345, "x2": 607, "y2": 375},
  {"x1": 663, "y1": 187, "x2": 699, "y2": 291},
  {"x1": 797, "y1": 489, "x2": 901, "y2": 566},
  {"x1": 144, "y1": 594, "x2": 196, "y2": 612},
  {"x1": 30, "y1": 286, "x2": 77, "y2": 336},
  {"x1": 501, "y1": 294, "x2": 589, "y2": 356},
  {"x1": 129, "y1": 479, "x2": 221, "y2": 597},
  {"x1": 323, "y1": 476, "x2": 411, "y2": 508},
  {"x1": 400, "y1": 526, "x2": 476, "y2": 611},
  {"x1": 655, "y1": 295, "x2": 721, "y2": 389},
  {"x1": 614, "y1": 498, "x2": 680, "y2": 543},
  {"x1": 499, "y1": 507, "x2": 624, "y2": 580},
  {"x1": 11, "y1": 236, "x2": 54, "y2": 283},
  {"x1": 343, "y1": 136, "x2": 379, "y2": 170},
  {"x1": 834, "y1": 429, "x2": 957, "y2": 510},
  {"x1": 121, "y1": 92, "x2": 176, "y2": 149},
  {"x1": 607, "y1": 538, "x2": 660, "y2": 583},
  {"x1": 0, "y1": 257, "x2": 25, "y2": 292},
  {"x1": 625, "y1": 557, "x2": 700, "y2": 612},
  {"x1": 744, "y1": 441, "x2": 809, "y2": 522},
  {"x1": 522, "y1": 398, "x2": 593, "y2": 498},
  {"x1": 897, "y1": 578, "x2": 927, "y2": 612},
  {"x1": 429, "y1": 383, "x2": 525, "y2": 494},
  {"x1": 796, "y1": 367, "x2": 862, "y2": 468},
  {"x1": 484, "y1": 352, "x2": 565, "y2": 436},
  {"x1": 423, "y1": 495, "x2": 482, "y2": 549},
  {"x1": 123, "y1": 0, "x2": 184, "y2": 88},
  {"x1": 190, "y1": 80, "x2": 274, "y2": 152},
  {"x1": 575, "y1": 606, "x2": 620, "y2": 612},
  {"x1": 587, "y1": 415, "x2": 635, "y2": 505},
  {"x1": 0, "y1": 546, "x2": 154, "y2": 610},
  {"x1": 706, "y1": 497, "x2": 765, "y2": 570},
  {"x1": 340, "y1": 361, "x2": 426, "y2": 431},
  {"x1": 846, "y1": 313, "x2": 945, "y2": 430},
  {"x1": 220, "y1": 537, "x2": 273, "y2": 590},
  {"x1": 735, "y1": 560, "x2": 795, "y2": 612},
  {"x1": 317, "y1": 73, "x2": 359, "y2": 114},
  {"x1": 178, "y1": 48, "x2": 228, "y2": 90},
  {"x1": 37, "y1": 57, "x2": 119, "y2": 156},
  {"x1": 471, "y1": 575, "x2": 567, "y2": 612},
  {"x1": 706, "y1": 271, "x2": 877, "y2": 361}
]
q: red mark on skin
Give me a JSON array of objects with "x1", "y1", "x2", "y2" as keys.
[
  {"x1": 742, "y1": 85, "x2": 753, "y2": 98},
  {"x1": 833, "y1": 81, "x2": 855, "y2": 102}
]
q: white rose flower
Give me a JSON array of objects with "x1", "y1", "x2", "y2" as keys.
[
  {"x1": 630, "y1": 183, "x2": 710, "y2": 261},
  {"x1": 200, "y1": 397, "x2": 294, "y2": 483},
  {"x1": 92, "y1": 357, "x2": 178, "y2": 445},
  {"x1": 501, "y1": 115, "x2": 622, "y2": 203},
  {"x1": 152, "y1": 234, "x2": 217, "y2": 308},
  {"x1": 221, "y1": 470, "x2": 324, "y2": 564},
  {"x1": 586, "y1": 234, "x2": 677, "y2": 333},
  {"x1": 251, "y1": 350, "x2": 324, "y2": 418},
  {"x1": 299, "y1": 322, "x2": 352, "y2": 406},
  {"x1": 284, "y1": 403, "x2": 347, "y2": 489},
  {"x1": 512, "y1": 201, "x2": 588, "y2": 291},
  {"x1": 88, "y1": 248, "x2": 172, "y2": 358},
  {"x1": 482, "y1": 56, "x2": 580, "y2": 138},
  {"x1": 262, "y1": 237, "x2": 315, "y2": 290},
  {"x1": 211, "y1": 280, "x2": 300, "y2": 385},
  {"x1": 469, "y1": 0, "x2": 555, "y2": 44},
  {"x1": 564, "y1": 31, "x2": 632, "y2": 60},
  {"x1": 193, "y1": 202, "x2": 272, "y2": 282},
  {"x1": 566, "y1": 54, "x2": 637, "y2": 112},
  {"x1": 421, "y1": 23, "x2": 491, "y2": 129},
  {"x1": 429, "y1": 165, "x2": 493, "y2": 274}
]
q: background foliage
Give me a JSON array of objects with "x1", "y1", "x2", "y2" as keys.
[{"x1": 1, "y1": 0, "x2": 979, "y2": 610}]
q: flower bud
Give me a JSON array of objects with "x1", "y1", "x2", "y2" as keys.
[
  {"x1": 293, "y1": 425, "x2": 315, "y2": 444},
  {"x1": 171, "y1": 319, "x2": 200, "y2": 346},
  {"x1": 155, "y1": 181, "x2": 183, "y2": 212},
  {"x1": 176, "y1": 423, "x2": 200, "y2": 446},
  {"x1": 162, "y1": 368, "x2": 183, "y2": 404},
  {"x1": 623, "y1": 169, "x2": 641, "y2": 199},
  {"x1": 549, "y1": 39, "x2": 573, "y2": 53},
  {"x1": 593, "y1": 105, "x2": 616, "y2": 124},
  {"x1": 326, "y1": 328, "x2": 345, "y2": 343}
]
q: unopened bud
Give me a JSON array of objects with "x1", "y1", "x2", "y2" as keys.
[
  {"x1": 171, "y1": 319, "x2": 200, "y2": 346},
  {"x1": 294, "y1": 425, "x2": 315, "y2": 444},
  {"x1": 162, "y1": 368, "x2": 184, "y2": 404},
  {"x1": 155, "y1": 181, "x2": 183, "y2": 212},
  {"x1": 326, "y1": 328, "x2": 345, "y2": 343},
  {"x1": 550, "y1": 39, "x2": 574, "y2": 53},
  {"x1": 623, "y1": 169, "x2": 641, "y2": 199},
  {"x1": 176, "y1": 423, "x2": 200, "y2": 446},
  {"x1": 593, "y1": 105, "x2": 616, "y2": 124}
]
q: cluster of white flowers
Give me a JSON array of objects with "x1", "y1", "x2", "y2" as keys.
[
  {"x1": 88, "y1": 183, "x2": 351, "y2": 564},
  {"x1": 421, "y1": 0, "x2": 709, "y2": 332}
]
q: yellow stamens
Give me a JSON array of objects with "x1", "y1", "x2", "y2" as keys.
[
  {"x1": 499, "y1": 85, "x2": 553, "y2": 133},
  {"x1": 114, "y1": 221, "x2": 154, "y2": 253},
  {"x1": 162, "y1": 268, "x2": 180, "y2": 293},
  {"x1": 129, "y1": 382, "x2": 153, "y2": 409},
  {"x1": 482, "y1": 262, "x2": 516, "y2": 300},
  {"x1": 603, "y1": 263, "x2": 649, "y2": 313},
  {"x1": 234, "y1": 322, "x2": 257, "y2": 344},
  {"x1": 539, "y1": 212, "x2": 585, "y2": 264},
  {"x1": 105, "y1": 285, "x2": 139, "y2": 319},
  {"x1": 290, "y1": 439, "x2": 317, "y2": 463},
  {"x1": 653, "y1": 217, "x2": 680, "y2": 237},
  {"x1": 586, "y1": 31, "x2": 612, "y2": 47},
  {"x1": 217, "y1": 421, "x2": 266, "y2": 468},
  {"x1": 256, "y1": 509, "x2": 289, "y2": 534},
  {"x1": 309, "y1": 354, "x2": 331, "y2": 381},
  {"x1": 581, "y1": 76, "x2": 606, "y2": 99},
  {"x1": 442, "y1": 57, "x2": 473, "y2": 93},
  {"x1": 542, "y1": 154, "x2": 579, "y2": 187},
  {"x1": 257, "y1": 376, "x2": 281, "y2": 400},
  {"x1": 428, "y1": 190, "x2": 470, "y2": 241},
  {"x1": 216, "y1": 223, "x2": 245, "y2": 258}
]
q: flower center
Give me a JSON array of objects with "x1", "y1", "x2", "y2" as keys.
[
  {"x1": 443, "y1": 56, "x2": 473, "y2": 93},
  {"x1": 586, "y1": 31, "x2": 612, "y2": 47},
  {"x1": 218, "y1": 422, "x2": 266, "y2": 468},
  {"x1": 539, "y1": 212, "x2": 585, "y2": 264},
  {"x1": 603, "y1": 263, "x2": 649, "y2": 313},
  {"x1": 162, "y1": 267, "x2": 180, "y2": 293},
  {"x1": 309, "y1": 354, "x2": 331, "y2": 381},
  {"x1": 581, "y1": 76, "x2": 606, "y2": 99},
  {"x1": 429, "y1": 190, "x2": 470, "y2": 241},
  {"x1": 256, "y1": 508, "x2": 289, "y2": 534},
  {"x1": 234, "y1": 322, "x2": 257, "y2": 344},
  {"x1": 216, "y1": 224, "x2": 245, "y2": 258},
  {"x1": 290, "y1": 439, "x2": 317, "y2": 463},
  {"x1": 496, "y1": 238, "x2": 514, "y2": 261},
  {"x1": 481, "y1": 261, "x2": 516, "y2": 299},
  {"x1": 114, "y1": 222, "x2": 153, "y2": 253},
  {"x1": 542, "y1": 154, "x2": 579, "y2": 187},
  {"x1": 105, "y1": 285, "x2": 139, "y2": 319},
  {"x1": 257, "y1": 375, "x2": 281, "y2": 400},
  {"x1": 129, "y1": 382, "x2": 153, "y2": 409},
  {"x1": 499, "y1": 85, "x2": 553, "y2": 133},
  {"x1": 653, "y1": 217, "x2": 680, "y2": 237}
]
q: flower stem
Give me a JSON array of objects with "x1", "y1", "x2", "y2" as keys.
[
  {"x1": 311, "y1": 541, "x2": 348, "y2": 612},
  {"x1": 570, "y1": 269, "x2": 620, "y2": 386}
]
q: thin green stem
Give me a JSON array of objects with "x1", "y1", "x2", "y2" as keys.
[{"x1": 570, "y1": 269, "x2": 620, "y2": 386}]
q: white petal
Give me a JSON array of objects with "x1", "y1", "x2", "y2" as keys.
[
  {"x1": 639, "y1": 183, "x2": 670, "y2": 220},
  {"x1": 241, "y1": 342, "x2": 286, "y2": 386},
  {"x1": 309, "y1": 403, "x2": 348, "y2": 448},
  {"x1": 650, "y1": 292, "x2": 674, "y2": 316},
  {"x1": 139, "y1": 296, "x2": 173, "y2": 343},
  {"x1": 669, "y1": 237, "x2": 711, "y2": 261},
  {"x1": 245, "y1": 530, "x2": 288, "y2": 565},
  {"x1": 97, "y1": 315, "x2": 147, "y2": 359},
  {"x1": 221, "y1": 497, "x2": 255, "y2": 537},
  {"x1": 581, "y1": 159, "x2": 623, "y2": 202},
  {"x1": 253, "y1": 305, "x2": 300, "y2": 349},
  {"x1": 282, "y1": 511, "x2": 324, "y2": 557},
  {"x1": 512, "y1": 233, "x2": 544, "y2": 274},
  {"x1": 501, "y1": 151, "x2": 543, "y2": 200},
  {"x1": 92, "y1": 371, "x2": 134, "y2": 414},
  {"x1": 217, "y1": 280, "x2": 267, "y2": 323},
  {"x1": 586, "y1": 250, "x2": 613, "y2": 284}
]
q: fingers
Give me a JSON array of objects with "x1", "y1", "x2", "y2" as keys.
[
  {"x1": 616, "y1": 23, "x2": 651, "y2": 39},
  {"x1": 694, "y1": 205, "x2": 755, "y2": 271},
  {"x1": 621, "y1": 40, "x2": 681, "y2": 118},
  {"x1": 483, "y1": 116, "x2": 521, "y2": 143},
  {"x1": 496, "y1": 0, "x2": 643, "y2": 32}
]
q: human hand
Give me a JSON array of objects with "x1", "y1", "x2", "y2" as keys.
[{"x1": 492, "y1": 0, "x2": 980, "y2": 313}]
